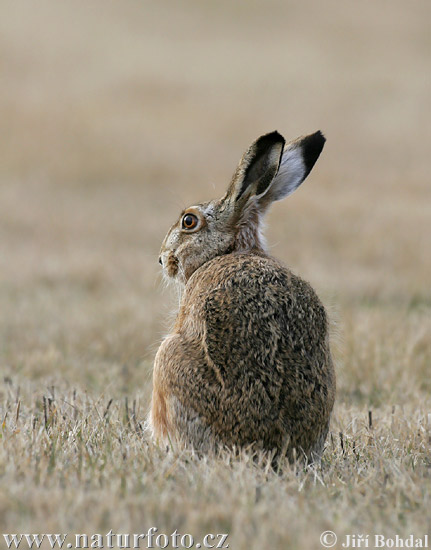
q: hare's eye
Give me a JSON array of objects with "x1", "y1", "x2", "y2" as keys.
[{"x1": 182, "y1": 213, "x2": 198, "y2": 230}]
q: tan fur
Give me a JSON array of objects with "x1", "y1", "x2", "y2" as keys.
[
  {"x1": 150, "y1": 130, "x2": 335, "y2": 462},
  {"x1": 150, "y1": 373, "x2": 170, "y2": 440}
]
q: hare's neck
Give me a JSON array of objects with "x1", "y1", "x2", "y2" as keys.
[
  {"x1": 231, "y1": 224, "x2": 267, "y2": 254},
  {"x1": 232, "y1": 208, "x2": 267, "y2": 255}
]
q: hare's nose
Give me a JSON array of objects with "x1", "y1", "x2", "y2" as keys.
[{"x1": 158, "y1": 256, "x2": 163, "y2": 266}]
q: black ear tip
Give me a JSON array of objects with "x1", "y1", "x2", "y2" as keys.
[
  {"x1": 258, "y1": 130, "x2": 286, "y2": 149},
  {"x1": 269, "y1": 130, "x2": 285, "y2": 142},
  {"x1": 302, "y1": 130, "x2": 326, "y2": 177}
]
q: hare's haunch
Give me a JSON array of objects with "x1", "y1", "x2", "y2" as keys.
[{"x1": 149, "y1": 131, "x2": 336, "y2": 462}]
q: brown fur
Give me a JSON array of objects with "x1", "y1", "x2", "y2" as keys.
[{"x1": 150, "y1": 130, "x2": 335, "y2": 462}]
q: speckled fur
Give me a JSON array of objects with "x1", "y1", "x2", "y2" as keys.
[{"x1": 150, "y1": 130, "x2": 336, "y2": 462}]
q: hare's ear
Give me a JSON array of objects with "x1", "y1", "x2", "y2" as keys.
[
  {"x1": 258, "y1": 131, "x2": 325, "y2": 209},
  {"x1": 223, "y1": 131, "x2": 285, "y2": 208}
]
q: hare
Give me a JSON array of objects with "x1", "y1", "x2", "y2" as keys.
[{"x1": 149, "y1": 130, "x2": 336, "y2": 463}]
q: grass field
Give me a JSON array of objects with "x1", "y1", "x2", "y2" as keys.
[{"x1": 0, "y1": 1, "x2": 430, "y2": 548}]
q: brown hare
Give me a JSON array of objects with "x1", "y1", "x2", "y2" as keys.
[{"x1": 149, "y1": 130, "x2": 336, "y2": 463}]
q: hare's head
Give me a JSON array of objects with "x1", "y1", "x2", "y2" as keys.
[{"x1": 159, "y1": 131, "x2": 325, "y2": 282}]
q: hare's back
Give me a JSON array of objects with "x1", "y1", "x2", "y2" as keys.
[{"x1": 175, "y1": 253, "x2": 334, "y2": 455}]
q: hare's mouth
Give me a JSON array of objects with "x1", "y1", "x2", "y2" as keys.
[{"x1": 166, "y1": 253, "x2": 179, "y2": 278}]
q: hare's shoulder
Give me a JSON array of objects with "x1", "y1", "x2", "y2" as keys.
[
  {"x1": 181, "y1": 253, "x2": 327, "y2": 383},
  {"x1": 183, "y1": 252, "x2": 327, "y2": 347}
]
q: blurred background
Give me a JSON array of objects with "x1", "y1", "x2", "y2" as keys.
[{"x1": 0, "y1": 0, "x2": 430, "y2": 395}]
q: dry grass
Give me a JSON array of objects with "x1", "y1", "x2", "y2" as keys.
[{"x1": 1, "y1": 1, "x2": 430, "y2": 548}]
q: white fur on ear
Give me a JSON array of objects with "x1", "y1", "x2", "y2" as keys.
[{"x1": 269, "y1": 145, "x2": 306, "y2": 202}]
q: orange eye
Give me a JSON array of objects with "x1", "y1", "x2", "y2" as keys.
[{"x1": 182, "y1": 213, "x2": 198, "y2": 230}]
